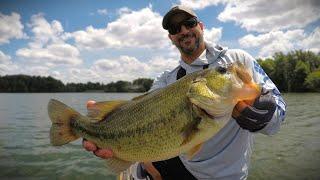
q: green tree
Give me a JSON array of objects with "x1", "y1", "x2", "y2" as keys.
[
  {"x1": 271, "y1": 52, "x2": 289, "y2": 92},
  {"x1": 257, "y1": 58, "x2": 275, "y2": 76},
  {"x1": 305, "y1": 70, "x2": 320, "y2": 92},
  {"x1": 268, "y1": 50, "x2": 320, "y2": 92},
  {"x1": 292, "y1": 61, "x2": 310, "y2": 92},
  {"x1": 0, "y1": 77, "x2": 9, "y2": 92},
  {"x1": 132, "y1": 78, "x2": 154, "y2": 92},
  {"x1": 104, "y1": 81, "x2": 132, "y2": 92}
]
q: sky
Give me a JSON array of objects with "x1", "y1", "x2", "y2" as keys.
[{"x1": 0, "y1": 0, "x2": 319, "y2": 84}]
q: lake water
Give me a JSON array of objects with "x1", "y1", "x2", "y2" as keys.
[{"x1": 0, "y1": 93, "x2": 319, "y2": 180}]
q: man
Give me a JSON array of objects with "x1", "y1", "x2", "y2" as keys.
[{"x1": 83, "y1": 6, "x2": 286, "y2": 180}]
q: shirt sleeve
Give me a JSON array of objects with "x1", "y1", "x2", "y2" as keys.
[
  {"x1": 149, "y1": 70, "x2": 170, "y2": 92},
  {"x1": 236, "y1": 50, "x2": 287, "y2": 135}
]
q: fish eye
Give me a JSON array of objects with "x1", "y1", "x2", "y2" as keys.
[{"x1": 216, "y1": 66, "x2": 227, "y2": 74}]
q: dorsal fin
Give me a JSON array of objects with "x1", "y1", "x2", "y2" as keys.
[
  {"x1": 131, "y1": 89, "x2": 160, "y2": 101},
  {"x1": 87, "y1": 100, "x2": 128, "y2": 121},
  {"x1": 131, "y1": 93, "x2": 148, "y2": 101}
]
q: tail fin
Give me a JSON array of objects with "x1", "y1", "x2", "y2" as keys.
[{"x1": 48, "y1": 99, "x2": 81, "y2": 146}]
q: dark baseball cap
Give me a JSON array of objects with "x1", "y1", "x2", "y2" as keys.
[{"x1": 162, "y1": 5, "x2": 197, "y2": 30}]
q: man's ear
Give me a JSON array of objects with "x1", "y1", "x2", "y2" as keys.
[
  {"x1": 168, "y1": 34, "x2": 173, "y2": 41},
  {"x1": 199, "y1": 22, "x2": 204, "y2": 31}
]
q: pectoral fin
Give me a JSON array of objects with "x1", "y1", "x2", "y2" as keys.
[
  {"x1": 181, "y1": 104, "x2": 207, "y2": 146},
  {"x1": 87, "y1": 100, "x2": 128, "y2": 121},
  {"x1": 105, "y1": 157, "x2": 133, "y2": 174},
  {"x1": 181, "y1": 116, "x2": 201, "y2": 146}
]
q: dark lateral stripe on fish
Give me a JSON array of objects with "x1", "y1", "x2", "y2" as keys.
[{"x1": 70, "y1": 111, "x2": 184, "y2": 141}]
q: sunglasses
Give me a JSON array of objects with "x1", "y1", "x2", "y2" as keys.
[{"x1": 168, "y1": 17, "x2": 198, "y2": 35}]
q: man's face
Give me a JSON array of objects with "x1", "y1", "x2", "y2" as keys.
[{"x1": 168, "y1": 13, "x2": 204, "y2": 55}]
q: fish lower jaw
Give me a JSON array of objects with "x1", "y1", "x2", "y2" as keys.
[
  {"x1": 190, "y1": 99, "x2": 231, "y2": 120},
  {"x1": 190, "y1": 102, "x2": 215, "y2": 119},
  {"x1": 199, "y1": 106, "x2": 215, "y2": 119}
]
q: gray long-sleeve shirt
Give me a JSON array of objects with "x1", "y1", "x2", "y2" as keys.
[{"x1": 150, "y1": 43, "x2": 286, "y2": 179}]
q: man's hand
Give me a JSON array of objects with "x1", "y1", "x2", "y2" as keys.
[
  {"x1": 233, "y1": 88, "x2": 277, "y2": 132},
  {"x1": 83, "y1": 139, "x2": 113, "y2": 158},
  {"x1": 84, "y1": 100, "x2": 114, "y2": 159},
  {"x1": 83, "y1": 140, "x2": 162, "y2": 179}
]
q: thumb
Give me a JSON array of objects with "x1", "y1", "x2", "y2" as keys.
[{"x1": 233, "y1": 101, "x2": 250, "y2": 118}]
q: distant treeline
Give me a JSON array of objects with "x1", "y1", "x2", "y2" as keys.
[
  {"x1": 0, "y1": 75, "x2": 153, "y2": 93},
  {"x1": 0, "y1": 50, "x2": 319, "y2": 93},
  {"x1": 257, "y1": 50, "x2": 320, "y2": 92}
]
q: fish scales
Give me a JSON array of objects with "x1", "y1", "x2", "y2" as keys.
[
  {"x1": 99, "y1": 79, "x2": 193, "y2": 160},
  {"x1": 69, "y1": 74, "x2": 196, "y2": 161}
]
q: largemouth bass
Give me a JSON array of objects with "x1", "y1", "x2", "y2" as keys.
[{"x1": 48, "y1": 62, "x2": 260, "y2": 173}]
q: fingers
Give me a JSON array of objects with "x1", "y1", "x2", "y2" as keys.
[
  {"x1": 143, "y1": 162, "x2": 163, "y2": 180},
  {"x1": 235, "y1": 101, "x2": 249, "y2": 112},
  {"x1": 84, "y1": 101, "x2": 114, "y2": 159},
  {"x1": 83, "y1": 139, "x2": 97, "y2": 151},
  {"x1": 86, "y1": 100, "x2": 96, "y2": 108},
  {"x1": 232, "y1": 107, "x2": 241, "y2": 118},
  {"x1": 93, "y1": 149, "x2": 114, "y2": 159},
  {"x1": 83, "y1": 139, "x2": 113, "y2": 159},
  {"x1": 233, "y1": 100, "x2": 254, "y2": 118}
]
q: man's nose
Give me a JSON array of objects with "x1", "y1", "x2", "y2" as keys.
[{"x1": 179, "y1": 25, "x2": 189, "y2": 34}]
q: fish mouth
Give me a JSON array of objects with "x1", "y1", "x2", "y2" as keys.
[{"x1": 193, "y1": 104, "x2": 215, "y2": 119}]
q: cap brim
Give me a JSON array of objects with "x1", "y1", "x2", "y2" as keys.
[{"x1": 162, "y1": 8, "x2": 196, "y2": 29}]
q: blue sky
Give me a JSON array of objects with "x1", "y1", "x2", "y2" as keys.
[{"x1": 0, "y1": 0, "x2": 319, "y2": 83}]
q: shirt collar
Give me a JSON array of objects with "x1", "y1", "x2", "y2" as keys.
[{"x1": 179, "y1": 42, "x2": 225, "y2": 69}]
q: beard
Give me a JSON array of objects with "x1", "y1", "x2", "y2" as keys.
[{"x1": 173, "y1": 32, "x2": 203, "y2": 55}]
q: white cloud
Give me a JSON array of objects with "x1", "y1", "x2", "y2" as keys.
[
  {"x1": 239, "y1": 30, "x2": 305, "y2": 48},
  {"x1": 204, "y1": 27, "x2": 222, "y2": 44},
  {"x1": 0, "y1": 49, "x2": 70, "y2": 77},
  {"x1": 0, "y1": 63, "x2": 18, "y2": 75},
  {"x1": 5, "y1": 8, "x2": 180, "y2": 83},
  {"x1": 16, "y1": 13, "x2": 82, "y2": 66},
  {"x1": 148, "y1": 56, "x2": 179, "y2": 75},
  {"x1": 27, "y1": 13, "x2": 64, "y2": 48},
  {"x1": 302, "y1": 27, "x2": 320, "y2": 53},
  {"x1": 179, "y1": 0, "x2": 226, "y2": 10},
  {"x1": 238, "y1": 28, "x2": 320, "y2": 58},
  {"x1": 218, "y1": 0, "x2": 320, "y2": 32},
  {"x1": 49, "y1": 54, "x2": 179, "y2": 84},
  {"x1": 16, "y1": 43, "x2": 82, "y2": 66},
  {"x1": 0, "y1": 50, "x2": 11, "y2": 64},
  {"x1": 0, "y1": 12, "x2": 26, "y2": 44},
  {"x1": 2, "y1": 63, "x2": 52, "y2": 77},
  {"x1": 70, "y1": 6, "x2": 169, "y2": 50},
  {"x1": 91, "y1": 56, "x2": 152, "y2": 81},
  {"x1": 44, "y1": 56, "x2": 149, "y2": 83},
  {"x1": 0, "y1": 50, "x2": 18, "y2": 75},
  {"x1": 23, "y1": 66, "x2": 51, "y2": 76},
  {"x1": 97, "y1": 9, "x2": 108, "y2": 15},
  {"x1": 0, "y1": 50, "x2": 11, "y2": 74},
  {"x1": 176, "y1": 1, "x2": 320, "y2": 33},
  {"x1": 117, "y1": 7, "x2": 132, "y2": 15},
  {"x1": 62, "y1": 68, "x2": 100, "y2": 83}
]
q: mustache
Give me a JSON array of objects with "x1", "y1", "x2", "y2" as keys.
[{"x1": 178, "y1": 32, "x2": 196, "y2": 41}]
